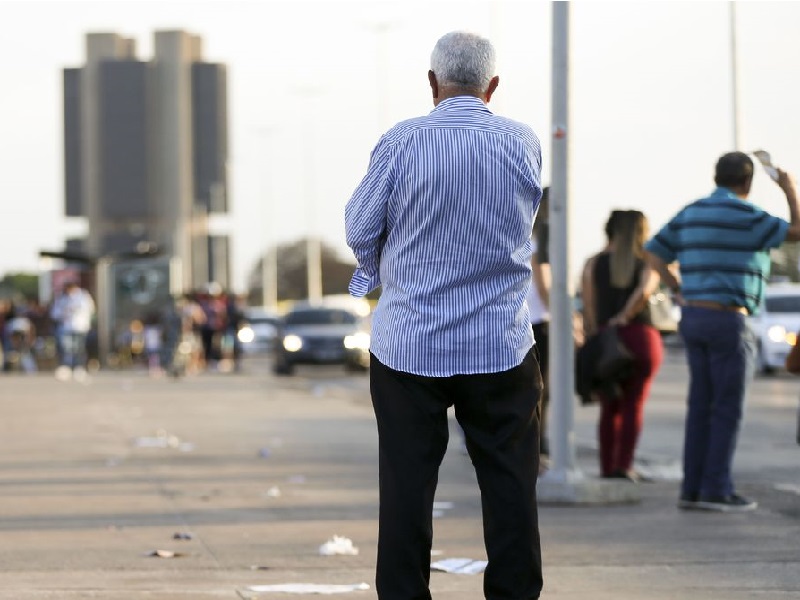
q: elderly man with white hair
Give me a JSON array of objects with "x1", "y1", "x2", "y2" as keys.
[{"x1": 346, "y1": 31, "x2": 544, "y2": 600}]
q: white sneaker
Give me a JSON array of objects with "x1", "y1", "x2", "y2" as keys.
[
  {"x1": 73, "y1": 367, "x2": 89, "y2": 383},
  {"x1": 54, "y1": 366, "x2": 72, "y2": 382}
]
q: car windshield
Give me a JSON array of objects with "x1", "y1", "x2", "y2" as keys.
[
  {"x1": 248, "y1": 317, "x2": 278, "y2": 325},
  {"x1": 284, "y1": 309, "x2": 357, "y2": 326},
  {"x1": 765, "y1": 295, "x2": 800, "y2": 313}
]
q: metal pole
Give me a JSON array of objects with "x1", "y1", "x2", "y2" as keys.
[
  {"x1": 729, "y1": 1, "x2": 742, "y2": 150},
  {"x1": 303, "y1": 106, "x2": 322, "y2": 303},
  {"x1": 549, "y1": 0, "x2": 577, "y2": 475},
  {"x1": 258, "y1": 128, "x2": 279, "y2": 309},
  {"x1": 96, "y1": 258, "x2": 112, "y2": 369}
]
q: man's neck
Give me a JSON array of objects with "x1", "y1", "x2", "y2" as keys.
[{"x1": 436, "y1": 85, "x2": 484, "y2": 105}]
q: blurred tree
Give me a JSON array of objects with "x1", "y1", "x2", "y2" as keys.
[
  {"x1": 770, "y1": 242, "x2": 800, "y2": 282},
  {"x1": 248, "y1": 238, "x2": 361, "y2": 304},
  {"x1": 0, "y1": 272, "x2": 39, "y2": 301}
]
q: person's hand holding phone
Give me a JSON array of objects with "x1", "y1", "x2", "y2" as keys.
[{"x1": 753, "y1": 149, "x2": 779, "y2": 181}]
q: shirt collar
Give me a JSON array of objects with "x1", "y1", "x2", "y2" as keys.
[
  {"x1": 711, "y1": 187, "x2": 743, "y2": 201},
  {"x1": 431, "y1": 95, "x2": 492, "y2": 114}
]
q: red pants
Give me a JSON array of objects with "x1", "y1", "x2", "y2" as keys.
[{"x1": 598, "y1": 322, "x2": 663, "y2": 476}]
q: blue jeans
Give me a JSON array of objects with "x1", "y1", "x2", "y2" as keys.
[
  {"x1": 679, "y1": 306, "x2": 756, "y2": 499},
  {"x1": 59, "y1": 332, "x2": 88, "y2": 369}
]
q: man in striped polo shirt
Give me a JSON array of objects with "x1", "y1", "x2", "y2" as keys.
[
  {"x1": 346, "y1": 31, "x2": 544, "y2": 600},
  {"x1": 645, "y1": 151, "x2": 800, "y2": 513}
]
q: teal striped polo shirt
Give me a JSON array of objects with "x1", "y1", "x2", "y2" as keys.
[{"x1": 645, "y1": 187, "x2": 788, "y2": 315}]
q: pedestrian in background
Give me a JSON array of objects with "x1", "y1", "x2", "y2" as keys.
[
  {"x1": 530, "y1": 187, "x2": 552, "y2": 466},
  {"x1": 582, "y1": 210, "x2": 663, "y2": 481},
  {"x1": 645, "y1": 151, "x2": 800, "y2": 512},
  {"x1": 50, "y1": 281, "x2": 95, "y2": 382},
  {"x1": 346, "y1": 31, "x2": 544, "y2": 600},
  {"x1": 2, "y1": 303, "x2": 37, "y2": 373}
]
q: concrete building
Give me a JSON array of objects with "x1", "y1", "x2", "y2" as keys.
[{"x1": 63, "y1": 30, "x2": 230, "y2": 291}]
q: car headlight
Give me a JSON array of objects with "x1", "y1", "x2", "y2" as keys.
[
  {"x1": 344, "y1": 332, "x2": 371, "y2": 350},
  {"x1": 283, "y1": 334, "x2": 303, "y2": 352},
  {"x1": 767, "y1": 325, "x2": 788, "y2": 344},
  {"x1": 237, "y1": 326, "x2": 255, "y2": 344}
]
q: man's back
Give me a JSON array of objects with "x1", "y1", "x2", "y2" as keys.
[
  {"x1": 353, "y1": 96, "x2": 542, "y2": 376},
  {"x1": 647, "y1": 188, "x2": 787, "y2": 313}
]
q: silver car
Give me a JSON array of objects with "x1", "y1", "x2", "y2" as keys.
[
  {"x1": 273, "y1": 305, "x2": 370, "y2": 375},
  {"x1": 751, "y1": 284, "x2": 800, "y2": 374}
]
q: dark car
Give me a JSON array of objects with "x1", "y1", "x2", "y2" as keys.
[{"x1": 272, "y1": 305, "x2": 370, "y2": 375}]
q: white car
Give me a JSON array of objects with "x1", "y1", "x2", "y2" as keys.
[
  {"x1": 238, "y1": 307, "x2": 280, "y2": 355},
  {"x1": 751, "y1": 284, "x2": 800, "y2": 374}
]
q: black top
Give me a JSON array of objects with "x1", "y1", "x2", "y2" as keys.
[
  {"x1": 592, "y1": 252, "x2": 652, "y2": 327},
  {"x1": 535, "y1": 221, "x2": 549, "y2": 264}
]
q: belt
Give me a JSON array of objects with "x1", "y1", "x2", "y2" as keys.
[{"x1": 684, "y1": 300, "x2": 748, "y2": 315}]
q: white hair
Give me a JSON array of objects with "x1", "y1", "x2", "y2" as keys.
[{"x1": 430, "y1": 31, "x2": 496, "y2": 90}]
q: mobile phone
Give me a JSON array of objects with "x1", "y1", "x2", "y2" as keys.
[{"x1": 753, "y1": 150, "x2": 779, "y2": 182}]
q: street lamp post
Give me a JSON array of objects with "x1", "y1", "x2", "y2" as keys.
[
  {"x1": 294, "y1": 87, "x2": 324, "y2": 303},
  {"x1": 257, "y1": 127, "x2": 279, "y2": 309},
  {"x1": 729, "y1": 1, "x2": 743, "y2": 150},
  {"x1": 547, "y1": 0, "x2": 577, "y2": 479},
  {"x1": 537, "y1": 3, "x2": 639, "y2": 505}
]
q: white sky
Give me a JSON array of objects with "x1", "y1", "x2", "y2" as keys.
[{"x1": 1, "y1": 0, "x2": 800, "y2": 292}]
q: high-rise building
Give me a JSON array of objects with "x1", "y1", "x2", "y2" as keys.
[{"x1": 63, "y1": 30, "x2": 230, "y2": 291}]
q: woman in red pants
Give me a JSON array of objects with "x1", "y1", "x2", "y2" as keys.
[{"x1": 581, "y1": 210, "x2": 664, "y2": 481}]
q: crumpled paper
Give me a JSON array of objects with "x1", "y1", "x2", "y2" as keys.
[
  {"x1": 246, "y1": 582, "x2": 370, "y2": 594},
  {"x1": 431, "y1": 557, "x2": 488, "y2": 574},
  {"x1": 318, "y1": 535, "x2": 359, "y2": 556}
]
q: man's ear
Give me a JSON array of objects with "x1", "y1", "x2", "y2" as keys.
[
  {"x1": 428, "y1": 70, "x2": 439, "y2": 101},
  {"x1": 484, "y1": 75, "x2": 500, "y2": 103},
  {"x1": 741, "y1": 174, "x2": 754, "y2": 197}
]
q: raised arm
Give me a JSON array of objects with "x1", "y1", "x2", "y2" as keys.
[{"x1": 777, "y1": 169, "x2": 800, "y2": 242}]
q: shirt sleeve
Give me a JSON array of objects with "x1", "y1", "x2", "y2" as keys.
[
  {"x1": 644, "y1": 217, "x2": 680, "y2": 264},
  {"x1": 345, "y1": 136, "x2": 395, "y2": 297},
  {"x1": 753, "y1": 211, "x2": 789, "y2": 250}
]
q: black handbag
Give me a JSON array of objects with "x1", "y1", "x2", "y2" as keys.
[
  {"x1": 594, "y1": 326, "x2": 635, "y2": 382},
  {"x1": 575, "y1": 326, "x2": 635, "y2": 404}
]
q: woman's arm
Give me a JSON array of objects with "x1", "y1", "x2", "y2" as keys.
[
  {"x1": 581, "y1": 254, "x2": 598, "y2": 337},
  {"x1": 608, "y1": 264, "x2": 660, "y2": 326},
  {"x1": 531, "y1": 255, "x2": 551, "y2": 310}
]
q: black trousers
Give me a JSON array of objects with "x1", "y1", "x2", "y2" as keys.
[
  {"x1": 531, "y1": 321, "x2": 550, "y2": 456},
  {"x1": 370, "y1": 350, "x2": 543, "y2": 600}
]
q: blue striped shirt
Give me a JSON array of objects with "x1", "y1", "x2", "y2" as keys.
[
  {"x1": 345, "y1": 96, "x2": 542, "y2": 376},
  {"x1": 645, "y1": 187, "x2": 788, "y2": 314}
]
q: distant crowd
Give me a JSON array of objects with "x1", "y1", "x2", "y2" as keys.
[{"x1": 0, "y1": 282, "x2": 249, "y2": 379}]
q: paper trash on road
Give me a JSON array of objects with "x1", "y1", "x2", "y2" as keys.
[
  {"x1": 145, "y1": 549, "x2": 187, "y2": 558},
  {"x1": 133, "y1": 430, "x2": 194, "y2": 452},
  {"x1": 431, "y1": 557, "x2": 488, "y2": 574},
  {"x1": 247, "y1": 583, "x2": 370, "y2": 594},
  {"x1": 432, "y1": 500, "x2": 454, "y2": 519},
  {"x1": 318, "y1": 535, "x2": 359, "y2": 556},
  {"x1": 264, "y1": 486, "x2": 281, "y2": 498}
]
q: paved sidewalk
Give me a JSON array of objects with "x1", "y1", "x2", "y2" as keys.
[{"x1": 0, "y1": 361, "x2": 798, "y2": 599}]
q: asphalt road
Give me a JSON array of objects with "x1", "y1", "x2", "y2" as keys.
[{"x1": 0, "y1": 346, "x2": 798, "y2": 599}]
